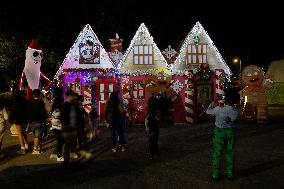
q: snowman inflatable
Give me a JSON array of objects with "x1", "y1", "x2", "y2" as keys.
[{"x1": 18, "y1": 39, "x2": 51, "y2": 101}]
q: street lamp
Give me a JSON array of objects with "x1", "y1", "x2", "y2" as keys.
[{"x1": 233, "y1": 58, "x2": 242, "y2": 77}]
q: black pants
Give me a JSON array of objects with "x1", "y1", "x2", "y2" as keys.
[
  {"x1": 77, "y1": 125, "x2": 88, "y2": 150},
  {"x1": 110, "y1": 122, "x2": 126, "y2": 148},
  {"x1": 62, "y1": 129, "x2": 77, "y2": 162},
  {"x1": 52, "y1": 129, "x2": 64, "y2": 158},
  {"x1": 149, "y1": 130, "x2": 159, "y2": 156}
]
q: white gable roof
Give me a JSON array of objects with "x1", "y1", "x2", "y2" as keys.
[
  {"x1": 117, "y1": 23, "x2": 169, "y2": 75},
  {"x1": 54, "y1": 24, "x2": 114, "y2": 79},
  {"x1": 172, "y1": 22, "x2": 232, "y2": 77}
]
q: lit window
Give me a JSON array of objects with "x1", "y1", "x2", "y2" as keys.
[
  {"x1": 187, "y1": 44, "x2": 208, "y2": 64},
  {"x1": 133, "y1": 45, "x2": 153, "y2": 65}
]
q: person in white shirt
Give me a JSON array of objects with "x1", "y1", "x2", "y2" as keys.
[{"x1": 206, "y1": 89, "x2": 240, "y2": 180}]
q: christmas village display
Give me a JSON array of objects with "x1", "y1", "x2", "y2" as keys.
[
  {"x1": 54, "y1": 24, "x2": 118, "y2": 120},
  {"x1": 50, "y1": 22, "x2": 275, "y2": 125}
]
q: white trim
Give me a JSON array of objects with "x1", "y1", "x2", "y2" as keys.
[{"x1": 172, "y1": 22, "x2": 232, "y2": 77}]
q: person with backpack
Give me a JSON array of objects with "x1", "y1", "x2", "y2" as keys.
[{"x1": 28, "y1": 89, "x2": 47, "y2": 155}]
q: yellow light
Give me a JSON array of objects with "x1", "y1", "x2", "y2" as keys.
[{"x1": 233, "y1": 58, "x2": 239, "y2": 63}]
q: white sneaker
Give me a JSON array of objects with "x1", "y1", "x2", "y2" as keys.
[
  {"x1": 70, "y1": 153, "x2": 79, "y2": 159},
  {"x1": 57, "y1": 157, "x2": 64, "y2": 162},
  {"x1": 50, "y1": 154, "x2": 57, "y2": 160},
  {"x1": 16, "y1": 148, "x2": 26, "y2": 155},
  {"x1": 24, "y1": 143, "x2": 29, "y2": 150}
]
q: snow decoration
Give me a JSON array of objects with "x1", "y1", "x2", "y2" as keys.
[
  {"x1": 118, "y1": 23, "x2": 169, "y2": 75},
  {"x1": 137, "y1": 105, "x2": 143, "y2": 112},
  {"x1": 172, "y1": 21, "x2": 232, "y2": 78},
  {"x1": 162, "y1": 45, "x2": 177, "y2": 60},
  {"x1": 83, "y1": 73, "x2": 92, "y2": 83},
  {"x1": 121, "y1": 76, "x2": 130, "y2": 83},
  {"x1": 171, "y1": 79, "x2": 184, "y2": 94}
]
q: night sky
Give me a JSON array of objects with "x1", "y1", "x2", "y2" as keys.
[{"x1": 1, "y1": 1, "x2": 283, "y2": 74}]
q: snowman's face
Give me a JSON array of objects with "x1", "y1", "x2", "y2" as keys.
[{"x1": 26, "y1": 48, "x2": 43, "y2": 65}]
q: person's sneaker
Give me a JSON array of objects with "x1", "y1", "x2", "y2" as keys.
[
  {"x1": 226, "y1": 174, "x2": 234, "y2": 181},
  {"x1": 112, "y1": 148, "x2": 117, "y2": 153},
  {"x1": 211, "y1": 175, "x2": 220, "y2": 181},
  {"x1": 50, "y1": 154, "x2": 57, "y2": 160},
  {"x1": 70, "y1": 153, "x2": 79, "y2": 159},
  {"x1": 16, "y1": 148, "x2": 26, "y2": 155},
  {"x1": 57, "y1": 157, "x2": 64, "y2": 162},
  {"x1": 24, "y1": 143, "x2": 29, "y2": 150},
  {"x1": 121, "y1": 147, "x2": 126, "y2": 152},
  {"x1": 32, "y1": 149, "x2": 41, "y2": 155}
]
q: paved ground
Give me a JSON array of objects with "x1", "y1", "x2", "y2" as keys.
[{"x1": 0, "y1": 107, "x2": 284, "y2": 189}]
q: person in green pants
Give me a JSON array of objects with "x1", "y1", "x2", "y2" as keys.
[{"x1": 206, "y1": 89, "x2": 240, "y2": 180}]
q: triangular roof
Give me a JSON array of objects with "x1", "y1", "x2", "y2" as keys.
[
  {"x1": 54, "y1": 24, "x2": 114, "y2": 79},
  {"x1": 117, "y1": 23, "x2": 169, "y2": 75},
  {"x1": 172, "y1": 22, "x2": 232, "y2": 77}
]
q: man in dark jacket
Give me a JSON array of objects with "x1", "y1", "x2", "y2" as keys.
[
  {"x1": 60, "y1": 90, "x2": 79, "y2": 164},
  {"x1": 105, "y1": 91, "x2": 126, "y2": 152},
  {"x1": 28, "y1": 89, "x2": 46, "y2": 155}
]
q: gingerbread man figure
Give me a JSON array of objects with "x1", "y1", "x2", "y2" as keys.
[{"x1": 240, "y1": 65, "x2": 274, "y2": 124}]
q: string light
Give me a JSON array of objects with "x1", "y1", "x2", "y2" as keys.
[
  {"x1": 117, "y1": 23, "x2": 170, "y2": 75},
  {"x1": 172, "y1": 21, "x2": 232, "y2": 79},
  {"x1": 54, "y1": 24, "x2": 115, "y2": 80}
]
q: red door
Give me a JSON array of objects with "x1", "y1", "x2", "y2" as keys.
[{"x1": 95, "y1": 78, "x2": 119, "y2": 121}]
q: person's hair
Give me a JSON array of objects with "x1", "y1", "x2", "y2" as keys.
[
  {"x1": 66, "y1": 90, "x2": 76, "y2": 97},
  {"x1": 224, "y1": 88, "x2": 240, "y2": 106},
  {"x1": 32, "y1": 89, "x2": 41, "y2": 98},
  {"x1": 52, "y1": 97, "x2": 64, "y2": 111},
  {"x1": 77, "y1": 95, "x2": 84, "y2": 102},
  {"x1": 109, "y1": 91, "x2": 119, "y2": 104}
]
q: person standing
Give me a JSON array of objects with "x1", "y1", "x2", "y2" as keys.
[
  {"x1": 206, "y1": 89, "x2": 240, "y2": 180},
  {"x1": 88, "y1": 105, "x2": 98, "y2": 141},
  {"x1": 28, "y1": 89, "x2": 47, "y2": 155},
  {"x1": 146, "y1": 93, "x2": 160, "y2": 159},
  {"x1": 49, "y1": 96, "x2": 64, "y2": 162},
  {"x1": 105, "y1": 91, "x2": 127, "y2": 152},
  {"x1": 0, "y1": 102, "x2": 9, "y2": 158},
  {"x1": 10, "y1": 90, "x2": 29, "y2": 154},
  {"x1": 60, "y1": 90, "x2": 79, "y2": 165}
]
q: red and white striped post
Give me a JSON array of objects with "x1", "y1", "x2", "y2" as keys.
[
  {"x1": 184, "y1": 70, "x2": 195, "y2": 124},
  {"x1": 215, "y1": 69, "x2": 225, "y2": 107}
]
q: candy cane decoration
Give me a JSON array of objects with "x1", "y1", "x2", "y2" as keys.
[
  {"x1": 184, "y1": 70, "x2": 195, "y2": 124},
  {"x1": 215, "y1": 69, "x2": 225, "y2": 107},
  {"x1": 83, "y1": 85, "x2": 92, "y2": 113}
]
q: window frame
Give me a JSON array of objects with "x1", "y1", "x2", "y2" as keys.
[
  {"x1": 186, "y1": 44, "x2": 208, "y2": 64},
  {"x1": 133, "y1": 45, "x2": 154, "y2": 65},
  {"x1": 132, "y1": 80, "x2": 145, "y2": 99}
]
